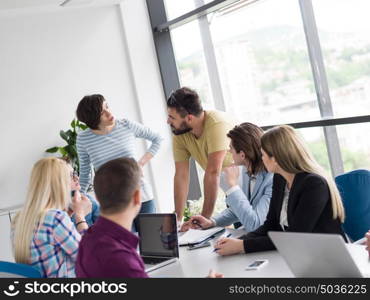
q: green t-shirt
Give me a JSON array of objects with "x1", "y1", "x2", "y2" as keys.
[{"x1": 172, "y1": 110, "x2": 235, "y2": 170}]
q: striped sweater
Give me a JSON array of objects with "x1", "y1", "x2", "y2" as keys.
[{"x1": 76, "y1": 119, "x2": 162, "y2": 201}]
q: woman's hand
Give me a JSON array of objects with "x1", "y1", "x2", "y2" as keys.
[
  {"x1": 207, "y1": 269, "x2": 224, "y2": 278},
  {"x1": 179, "y1": 220, "x2": 192, "y2": 232},
  {"x1": 138, "y1": 153, "x2": 154, "y2": 169},
  {"x1": 214, "y1": 237, "x2": 245, "y2": 256},
  {"x1": 72, "y1": 191, "x2": 92, "y2": 219},
  {"x1": 223, "y1": 165, "x2": 240, "y2": 188}
]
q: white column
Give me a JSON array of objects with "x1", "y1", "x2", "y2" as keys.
[{"x1": 119, "y1": 0, "x2": 175, "y2": 212}]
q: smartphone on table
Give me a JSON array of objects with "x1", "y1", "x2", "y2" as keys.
[{"x1": 245, "y1": 259, "x2": 268, "y2": 270}]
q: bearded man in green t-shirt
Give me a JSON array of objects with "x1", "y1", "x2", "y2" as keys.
[{"x1": 166, "y1": 87, "x2": 235, "y2": 223}]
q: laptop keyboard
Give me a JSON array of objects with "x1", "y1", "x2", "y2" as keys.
[{"x1": 142, "y1": 257, "x2": 169, "y2": 265}]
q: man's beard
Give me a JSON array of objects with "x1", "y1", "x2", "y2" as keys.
[{"x1": 171, "y1": 121, "x2": 192, "y2": 135}]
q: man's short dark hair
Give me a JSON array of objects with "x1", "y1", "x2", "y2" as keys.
[
  {"x1": 93, "y1": 158, "x2": 141, "y2": 214},
  {"x1": 166, "y1": 87, "x2": 203, "y2": 117},
  {"x1": 76, "y1": 94, "x2": 105, "y2": 130}
]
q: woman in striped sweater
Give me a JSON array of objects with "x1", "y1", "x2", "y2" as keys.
[{"x1": 75, "y1": 94, "x2": 163, "y2": 229}]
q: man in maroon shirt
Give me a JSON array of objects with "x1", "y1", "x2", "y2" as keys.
[
  {"x1": 75, "y1": 157, "x2": 222, "y2": 278},
  {"x1": 76, "y1": 157, "x2": 148, "y2": 278}
]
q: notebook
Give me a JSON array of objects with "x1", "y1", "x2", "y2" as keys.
[{"x1": 178, "y1": 227, "x2": 225, "y2": 246}]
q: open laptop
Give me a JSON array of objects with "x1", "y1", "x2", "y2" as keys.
[
  {"x1": 268, "y1": 231, "x2": 364, "y2": 277},
  {"x1": 137, "y1": 213, "x2": 179, "y2": 273}
]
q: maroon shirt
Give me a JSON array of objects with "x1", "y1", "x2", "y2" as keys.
[{"x1": 76, "y1": 216, "x2": 148, "y2": 278}]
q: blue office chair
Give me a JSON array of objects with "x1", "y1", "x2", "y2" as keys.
[
  {"x1": 0, "y1": 261, "x2": 41, "y2": 278},
  {"x1": 335, "y1": 169, "x2": 370, "y2": 242}
]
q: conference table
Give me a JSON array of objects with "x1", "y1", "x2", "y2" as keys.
[{"x1": 150, "y1": 229, "x2": 370, "y2": 278}]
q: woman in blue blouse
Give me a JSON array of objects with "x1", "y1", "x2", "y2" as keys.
[{"x1": 181, "y1": 122, "x2": 273, "y2": 232}]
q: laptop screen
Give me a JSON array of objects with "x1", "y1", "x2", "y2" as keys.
[{"x1": 137, "y1": 213, "x2": 179, "y2": 258}]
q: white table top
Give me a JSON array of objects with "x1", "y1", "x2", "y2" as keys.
[{"x1": 150, "y1": 230, "x2": 370, "y2": 278}]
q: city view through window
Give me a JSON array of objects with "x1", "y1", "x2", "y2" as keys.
[{"x1": 169, "y1": 0, "x2": 370, "y2": 175}]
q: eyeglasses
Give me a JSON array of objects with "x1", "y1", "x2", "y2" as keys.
[
  {"x1": 70, "y1": 170, "x2": 79, "y2": 181},
  {"x1": 167, "y1": 92, "x2": 189, "y2": 115}
]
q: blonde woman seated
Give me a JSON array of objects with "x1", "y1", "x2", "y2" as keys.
[
  {"x1": 214, "y1": 125, "x2": 346, "y2": 255},
  {"x1": 12, "y1": 157, "x2": 91, "y2": 277}
]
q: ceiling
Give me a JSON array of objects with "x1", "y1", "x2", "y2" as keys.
[{"x1": 0, "y1": 0, "x2": 122, "y2": 12}]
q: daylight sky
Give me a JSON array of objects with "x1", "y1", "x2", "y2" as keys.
[{"x1": 165, "y1": 0, "x2": 370, "y2": 59}]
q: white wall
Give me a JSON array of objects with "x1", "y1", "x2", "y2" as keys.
[
  {"x1": 0, "y1": 4, "x2": 139, "y2": 209},
  {"x1": 0, "y1": 1, "x2": 175, "y2": 260},
  {"x1": 120, "y1": 0, "x2": 175, "y2": 213},
  {"x1": 0, "y1": 213, "x2": 14, "y2": 261}
]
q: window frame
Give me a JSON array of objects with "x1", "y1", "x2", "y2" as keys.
[{"x1": 146, "y1": 0, "x2": 370, "y2": 195}]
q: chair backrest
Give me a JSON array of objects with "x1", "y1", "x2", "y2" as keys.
[
  {"x1": 0, "y1": 261, "x2": 41, "y2": 278},
  {"x1": 335, "y1": 169, "x2": 370, "y2": 241}
]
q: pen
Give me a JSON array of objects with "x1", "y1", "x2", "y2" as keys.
[
  {"x1": 192, "y1": 219, "x2": 203, "y2": 229},
  {"x1": 213, "y1": 233, "x2": 232, "y2": 252}
]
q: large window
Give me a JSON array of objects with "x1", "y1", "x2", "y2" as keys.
[
  {"x1": 298, "y1": 127, "x2": 330, "y2": 173},
  {"x1": 171, "y1": 20, "x2": 215, "y2": 109},
  {"x1": 313, "y1": 0, "x2": 370, "y2": 118},
  {"x1": 336, "y1": 123, "x2": 370, "y2": 172},
  {"x1": 164, "y1": 0, "x2": 215, "y2": 20},
  {"x1": 208, "y1": 0, "x2": 319, "y2": 125},
  {"x1": 148, "y1": 0, "x2": 370, "y2": 209}
]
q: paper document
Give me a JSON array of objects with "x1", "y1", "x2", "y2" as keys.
[
  {"x1": 178, "y1": 227, "x2": 225, "y2": 245},
  {"x1": 353, "y1": 237, "x2": 367, "y2": 245}
]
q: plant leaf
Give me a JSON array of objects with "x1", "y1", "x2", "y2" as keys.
[
  {"x1": 45, "y1": 117, "x2": 87, "y2": 165},
  {"x1": 45, "y1": 147, "x2": 59, "y2": 153},
  {"x1": 70, "y1": 145, "x2": 78, "y2": 157},
  {"x1": 60, "y1": 130, "x2": 69, "y2": 142},
  {"x1": 66, "y1": 129, "x2": 74, "y2": 137},
  {"x1": 77, "y1": 122, "x2": 88, "y2": 130},
  {"x1": 59, "y1": 147, "x2": 68, "y2": 156}
]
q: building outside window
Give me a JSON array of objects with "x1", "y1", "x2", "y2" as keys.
[{"x1": 148, "y1": 0, "x2": 370, "y2": 213}]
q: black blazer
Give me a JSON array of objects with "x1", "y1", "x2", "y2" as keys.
[{"x1": 241, "y1": 172, "x2": 346, "y2": 253}]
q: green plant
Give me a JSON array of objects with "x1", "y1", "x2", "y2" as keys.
[
  {"x1": 183, "y1": 207, "x2": 192, "y2": 222},
  {"x1": 46, "y1": 119, "x2": 88, "y2": 174}
]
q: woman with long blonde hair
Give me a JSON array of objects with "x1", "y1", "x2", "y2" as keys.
[
  {"x1": 214, "y1": 125, "x2": 346, "y2": 255},
  {"x1": 12, "y1": 157, "x2": 91, "y2": 277}
]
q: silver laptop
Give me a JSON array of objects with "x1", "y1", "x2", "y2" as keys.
[
  {"x1": 137, "y1": 213, "x2": 179, "y2": 273},
  {"x1": 268, "y1": 231, "x2": 363, "y2": 277}
]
